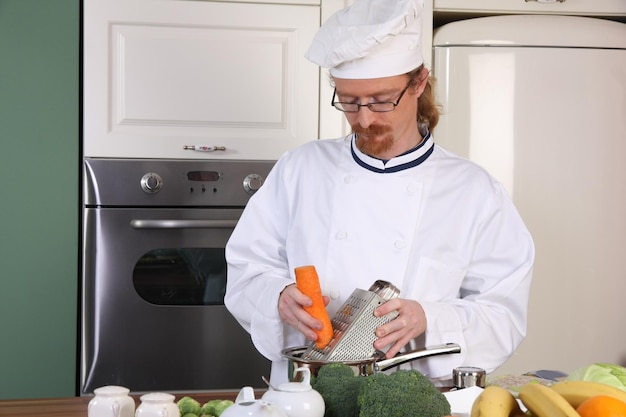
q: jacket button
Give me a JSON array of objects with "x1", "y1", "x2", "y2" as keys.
[
  {"x1": 329, "y1": 290, "x2": 340, "y2": 300},
  {"x1": 335, "y1": 231, "x2": 347, "y2": 240},
  {"x1": 394, "y1": 240, "x2": 407, "y2": 249}
]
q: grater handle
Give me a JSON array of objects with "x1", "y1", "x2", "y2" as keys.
[{"x1": 374, "y1": 343, "x2": 461, "y2": 373}]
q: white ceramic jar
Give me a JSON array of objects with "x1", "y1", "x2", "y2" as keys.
[
  {"x1": 88, "y1": 385, "x2": 135, "y2": 417},
  {"x1": 135, "y1": 393, "x2": 179, "y2": 417},
  {"x1": 261, "y1": 368, "x2": 325, "y2": 417}
]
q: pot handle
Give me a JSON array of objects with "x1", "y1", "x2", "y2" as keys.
[{"x1": 374, "y1": 342, "x2": 461, "y2": 373}]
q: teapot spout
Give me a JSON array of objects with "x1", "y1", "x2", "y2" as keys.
[{"x1": 234, "y1": 386, "x2": 256, "y2": 404}]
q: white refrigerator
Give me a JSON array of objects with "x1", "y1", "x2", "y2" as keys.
[{"x1": 432, "y1": 15, "x2": 626, "y2": 377}]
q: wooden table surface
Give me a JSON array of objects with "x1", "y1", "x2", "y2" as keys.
[
  {"x1": 0, "y1": 386, "x2": 455, "y2": 416},
  {"x1": 0, "y1": 391, "x2": 254, "y2": 417}
]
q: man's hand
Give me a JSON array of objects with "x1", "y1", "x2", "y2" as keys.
[
  {"x1": 373, "y1": 298, "x2": 427, "y2": 358},
  {"x1": 278, "y1": 283, "x2": 329, "y2": 342}
]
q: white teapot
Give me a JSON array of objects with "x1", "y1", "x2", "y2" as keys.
[
  {"x1": 221, "y1": 386, "x2": 288, "y2": 417},
  {"x1": 261, "y1": 368, "x2": 325, "y2": 417}
]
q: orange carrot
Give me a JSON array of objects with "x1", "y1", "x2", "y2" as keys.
[{"x1": 294, "y1": 265, "x2": 334, "y2": 349}]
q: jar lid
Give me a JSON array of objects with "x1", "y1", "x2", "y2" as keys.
[
  {"x1": 453, "y1": 366, "x2": 486, "y2": 388},
  {"x1": 93, "y1": 385, "x2": 130, "y2": 396},
  {"x1": 139, "y1": 392, "x2": 175, "y2": 403}
]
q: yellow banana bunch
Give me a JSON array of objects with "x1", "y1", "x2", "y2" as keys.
[
  {"x1": 470, "y1": 385, "x2": 525, "y2": 417},
  {"x1": 518, "y1": 383, "x2": 580, "y2": 417},
  {"x1": 471, "y1": 379, "x2": 626, "y2": 417},
  {"x1": 551, "y1": 380, "x2": 626, "y2": 409}
]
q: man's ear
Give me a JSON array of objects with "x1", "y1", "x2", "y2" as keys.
[{"x1": 414, "y1": 67, "x2": 430, "y2": 97}]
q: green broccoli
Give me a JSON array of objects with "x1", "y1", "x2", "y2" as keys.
[
  {"x1": 178, "y1": 396, "x2": 202, "y2": 416},
  {"x1": 312, "y1": 364, "x2": 451, "y2": 417},
  {"x1": 357, "y1": 370, "x2": 451, "y2": 417},
  {"x1": 311, "y1": 363, "x2": 364, "y2": 417},
  {"x1": 201, "y1": 399, "x2": 234, "y2": 417}
]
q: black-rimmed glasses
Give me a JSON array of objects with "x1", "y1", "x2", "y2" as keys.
[{"x1": 331, "y1": 80, "x2": 412, "y2": 113}]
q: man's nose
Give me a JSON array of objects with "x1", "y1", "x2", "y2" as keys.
[{"x1": 354, "y1": 106, "x2": 376, "y2": 129}]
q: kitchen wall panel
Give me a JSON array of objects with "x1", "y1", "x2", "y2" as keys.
[{"x1": 0, "y1": 0, "x2": 79, "y2": 399}]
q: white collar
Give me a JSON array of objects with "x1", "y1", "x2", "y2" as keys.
[{"x1": 350, "y1": 131, "x2": 434, "y2": 173}]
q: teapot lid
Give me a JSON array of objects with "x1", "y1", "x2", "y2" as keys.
[
  {"x1": 225, "y1": 387, "x2": 289, "y2": 417},
  {"x1": 276, "y1": 382, "x2": 311, "y2": 393},
  {"x1": 277, "y1": 367, "x2": 313, "y2": 392}
]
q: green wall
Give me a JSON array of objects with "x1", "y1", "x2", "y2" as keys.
[{"x1": 0, "y1": 0, "x2": 79, "y2": 399}]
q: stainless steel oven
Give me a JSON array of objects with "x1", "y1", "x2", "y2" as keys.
[{"x1": 81, "y1": 158, "x2": 274, "y2": 395}]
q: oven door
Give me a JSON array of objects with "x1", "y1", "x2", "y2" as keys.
[{"x1": 81, "y1": 207, "x2": 270, "y2": 394}]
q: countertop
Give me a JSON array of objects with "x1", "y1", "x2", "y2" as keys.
[
  {"x1": 0, "y1": 391, "x2": 252, "y2": 417},
  {"x1": 0, "y1": 387, "x2": 456, "y2": 416}
]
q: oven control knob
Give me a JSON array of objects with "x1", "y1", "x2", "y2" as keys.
[
  {"x1": 140, "y1": 172, "x2": 163, "y2": 194},
  {"x1": 243, "y1": 173, "x2": 264, "y2": 194}
]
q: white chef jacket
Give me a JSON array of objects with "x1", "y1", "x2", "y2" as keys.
[{"x1": 225, "y1": 132, "x2": 534, "y2": 386}]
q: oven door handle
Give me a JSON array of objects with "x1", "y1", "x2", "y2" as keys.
[{"x1": 130, "y1": 219, "x2": 238, "y2": 229}]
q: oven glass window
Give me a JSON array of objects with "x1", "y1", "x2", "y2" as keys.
[{"x1": 133, "y1": 248, "x2": 226, "y2": 305}]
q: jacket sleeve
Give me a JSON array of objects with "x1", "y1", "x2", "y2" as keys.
[
  {"x1": 224, "y1": 155, "x2": 305, "y2": 361},
  {"x1": 411, "y1": 181, "x2": 534, "y2": 382}
]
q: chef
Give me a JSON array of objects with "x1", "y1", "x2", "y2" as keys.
[{"x1": 225, "y1": 0, "x2": 534, "y2": 386}]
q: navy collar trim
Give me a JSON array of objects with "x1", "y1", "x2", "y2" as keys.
[{"x1": 350, "y1": 131, "x2": 434, "y2": 173}]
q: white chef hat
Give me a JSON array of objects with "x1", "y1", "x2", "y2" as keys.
[{"x1": 305, "y1": 0, "x2": 424, "y2": 79}]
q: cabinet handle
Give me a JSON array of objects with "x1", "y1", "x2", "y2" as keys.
[
  {"x1": 183, "y1": 145, "x2": 226, "y2": 152},
  {"x1": 130, "y1": 219, "x2": 238, "y2": 229},
  {"x1": 524, "y1": 0, "x2": 566, "y2": 2}
]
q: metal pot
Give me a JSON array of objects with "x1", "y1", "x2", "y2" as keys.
[{"x1": 281, "y1": 342, "x2": 461, "y2": 381}]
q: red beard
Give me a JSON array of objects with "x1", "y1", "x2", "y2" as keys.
[{"x1": 353, "y1": 124, "x2": 394, "y2": 158}]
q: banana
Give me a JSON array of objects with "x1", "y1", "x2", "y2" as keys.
[
  {"x1": 518, "y1": 382, "x2": 580, "y2": 417},
  {"x1": 470, "y1": 385, "x2": 525, "y2": 417},
  {"x1": 551, "y1": 380, "x2": 626, "y2": 409}
]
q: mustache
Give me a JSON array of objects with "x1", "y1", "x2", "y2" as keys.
[{"x1": 352, "y1": 124, "x2": 392, "y2": 136}]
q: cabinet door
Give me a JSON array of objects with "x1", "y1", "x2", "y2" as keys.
[
  {"x1": 434, "y1": 0, "x2": 626, "y2": 16},
  {"x1": 84, "y1": 0, "x2": 320, "y2": 160}
]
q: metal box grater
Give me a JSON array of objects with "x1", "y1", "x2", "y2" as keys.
[{"x1": 301, "y1": 280, "x2": 400, "y2": 361}]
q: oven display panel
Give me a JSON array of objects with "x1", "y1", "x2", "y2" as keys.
[{"x1": 187, "y1": 171, "x2": 221, "y2": 182}]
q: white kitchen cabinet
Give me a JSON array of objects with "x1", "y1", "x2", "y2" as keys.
[
  {"x1": 420, "y1": 0, "x2": 626, "y2": 69},
  {"x1": 217, "y1": 0, "x2": 318, "y2": 4},
  {"x1": 430, "y1": 0, "x2": 626, "y2": 55},
  {"x1": 84, "y1": 0, "x2": 320, "y2": 160},
  {"x1": 434, "y1": 0, "x2": 626, "y2": 17}
]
